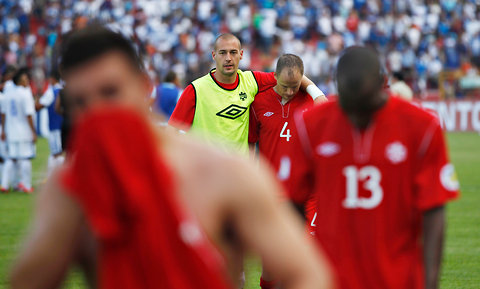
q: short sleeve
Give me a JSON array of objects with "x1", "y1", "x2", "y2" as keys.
[
  {"x1": 253, "y1": 71, "x2": 276, "y2": 93},
  {"x1": 23, "y1": 90, "x2": 36, "y2": 116},
  {"x1": 168, "y1": 84, "x2": 196, "y2": 130},
  {"x1": 39, "y1": 88, "x2": 54, "y2": 107},
  {"x1": 248, "y1": 105, "x2": 259, "y2": 144},
  {"x1": 282, "y1": 111, "x2": 314, "y2": 205},
  {"x1": 413, "y1": 122, "x2": 459, "y2": 211}
]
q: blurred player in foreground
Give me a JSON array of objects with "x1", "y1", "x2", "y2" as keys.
[
  {"x1": 1, "y1": 68, "x2": 36, "y2": 193},
  {"x1": 10, "y1": 26, "x2": 333, "y2": 289},
  {"x1": 249, "y1": 54, "x2": 325, "y2": 288},
  {"x1": 169, "y1": 33, "x2": 324, "y2": 156},
  {"x1": 285, "y1": 47, "x2": 459, "y2": 289}
]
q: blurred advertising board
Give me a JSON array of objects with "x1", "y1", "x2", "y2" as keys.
[{"x1": 421, "y1": 100, "x2": 480, "y2": 132}]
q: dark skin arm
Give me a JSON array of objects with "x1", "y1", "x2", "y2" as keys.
[
  {"x1": 423, "y1": 206, "x2": 446, "y2": 289},
  {"x1": 35, "y1": 100, "x2": 45, "y2": 111},
  {"x1": 1, "y1": 113, "x2": 5, "y2": 141}
]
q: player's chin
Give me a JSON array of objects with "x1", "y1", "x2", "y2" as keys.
[{"x1": 221, "y1": 69, "x2": 236, "y2": 76}]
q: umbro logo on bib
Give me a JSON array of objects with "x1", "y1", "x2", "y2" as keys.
[{"x1": 216, "y1": 104, "x2": 248, "y2": 120}]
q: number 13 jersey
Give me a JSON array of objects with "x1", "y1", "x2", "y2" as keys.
[{"x1": 285, "y1": 97, "x2": 459, "y2": 289}]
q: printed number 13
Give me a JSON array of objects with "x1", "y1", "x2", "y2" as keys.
[{"x1": 342, "y1": 165, "x2": 383, "y2": 209}]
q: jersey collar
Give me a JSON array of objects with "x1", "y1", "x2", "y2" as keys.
[{"x1": 209, "y1": 68, "x2": 240, "y2": 91}]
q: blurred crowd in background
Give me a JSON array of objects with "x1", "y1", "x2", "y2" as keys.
[{"x1": 1, "y1": 0, "x2": 480, "y2": 99}]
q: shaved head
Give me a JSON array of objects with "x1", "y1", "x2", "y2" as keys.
[
  {"x1": 213, "y1": 33, "x2": 241, "y2": 51},
  {"x1": 336, "y1": 46, "x2": 386, "y2": 116}
]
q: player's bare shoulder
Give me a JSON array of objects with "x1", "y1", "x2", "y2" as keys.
[
  {"x1": 391, "y1": 97, "x2": 441, "y2": 132},
  {"x1": 162, "y1": 129, "x2": 277, "y2": 204},
  {"x1": 161, "y1": 129, "x2": 259, "y2": 198}
]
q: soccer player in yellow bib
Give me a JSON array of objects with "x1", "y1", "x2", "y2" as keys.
[{"x1": 169, "y1": 34, "x2": 325, "y2": 156}]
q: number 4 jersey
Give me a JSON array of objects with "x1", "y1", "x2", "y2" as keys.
[
  {"x1": 285, "y1": 97, "x2": 459, "y2": 289},
  {"x1": 249, "y1": 87, "x2": 313, "y2": 189}
]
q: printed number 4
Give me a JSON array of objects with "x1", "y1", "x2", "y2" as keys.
[
  {"x1": 280, "y1": 122, "x2": 291, "y2": 141},
  {"x1": 342, "y1": 165, "x2": 383, "y2": 209}
]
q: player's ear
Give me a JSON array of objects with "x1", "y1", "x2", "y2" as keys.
[
  {"x1": 240, "y1": 49, "x2": 243, "y2": 60},
  {"x1": 212, "y1": 50, "x2": 216, "y2": 61}
]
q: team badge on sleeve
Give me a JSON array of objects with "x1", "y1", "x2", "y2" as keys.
[
  {"x1": 385, "y1": 141, "x2": 407, "y2": 164},
  {"x1": 440, "y1": 164, "x2": 459, "y2": 191}
]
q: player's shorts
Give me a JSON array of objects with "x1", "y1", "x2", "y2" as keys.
[
  {"x1": 48, "y1": 129, "x2": 63, "y2": 155},
  {"x1": 7, "y1": 141, "x2": 36, "y2": 159},
  {"x1": 0, "y1": 140, "x2": 7, "y2": 159},
  {"x1": 305, "y1": 198, "x2": 317, "y2": 237}
]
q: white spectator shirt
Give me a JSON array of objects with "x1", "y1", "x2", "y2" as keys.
[
  {"x1": 2, "y1": 86, "x2": 35, "y2": 142},
  {"x1": 3, "y1": 80, "x2": 15, "y2": 94}
]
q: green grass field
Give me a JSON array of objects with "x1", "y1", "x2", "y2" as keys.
[{"x1": 0, "y1": 133, "x2": 479, "y2": 288}]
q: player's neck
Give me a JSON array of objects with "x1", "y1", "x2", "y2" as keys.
[
  {"x1": 273, "y1": 86, "x2": 293, "y2": 105},
  {"x1": 348, "y1": 114, "x2": 372, "y2": 130},
  {"x1": 348, "y1": 92, "x2": 389, "y2": 130},
  {"x1": 213, "y1": 70, "x2": 236, "y2": 84}
]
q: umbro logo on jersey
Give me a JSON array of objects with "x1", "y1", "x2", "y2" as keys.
[
  {"x1": 264, "y1": 112, "x2": 274, "y2": 117},
  {"x1": 239, "y1": 92, "x2": 247, "y2": 101},
  {"x1": 316, "y1": 142, "x2": 340, "y2": 157},
  {"x1": 385, "y1": 141, "x2": 407, "y2": 164},
  {"x1": 216, "y1": 104, "x2": 248, "y2": 120}
]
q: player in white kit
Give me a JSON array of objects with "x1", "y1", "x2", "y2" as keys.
[
  {"x1": 0, "y1": 66, "x2": 18, "y2": 182},
  {"x1": 1, "y1": 68, "x2": 37, "y2": 193}
]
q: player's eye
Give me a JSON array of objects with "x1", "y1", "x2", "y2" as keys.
[
  {"x1": 70, "y1": 94, "x2": 86, "y2": 109},
  {"x1": 101, "y1": 85, "x2": 119, "y2": 99}
]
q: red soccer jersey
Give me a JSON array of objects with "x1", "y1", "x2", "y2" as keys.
[
  {"x1": 169, "y1": 71, "x2": 276, "y2": 129},
  {"x1": 61, "y1": 108, "x2": 232, "y2": 289},
  {"x1": 286, "y1": 97, "x2": 459, "y2": 289},
  {"x1": 249, "y1": 88, "x2": 313, "y2": 194},
  {"x1": 249, "y1": 88, "x2": 315, "y2": 233}
]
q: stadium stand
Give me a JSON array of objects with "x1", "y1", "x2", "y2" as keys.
[{"x1": 1, "y1": 0, "x2": 480, "y2": 99}]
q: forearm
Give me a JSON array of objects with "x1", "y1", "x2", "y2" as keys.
[
  {"x1": 1, "y1": 114, "x2": 5, "y2": 132},
  {"x1": 300, "y1": 75, "x2": 314, "y2": 91},
  {"x1": 234, "y1": 163, "x2": 333, "y2": 289},
  {"x1": 10, "y1": 179, "x2": 84, "y2": 289},
  {"x1": 423, "y1": 206, "x2": 446, "y2": 289},
  {"x1": 35, "y1": 103, "x2": 45, "y2": 111},
  {"x1": 300, "y1": 76, "x2": 326, "y2": 102}
]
